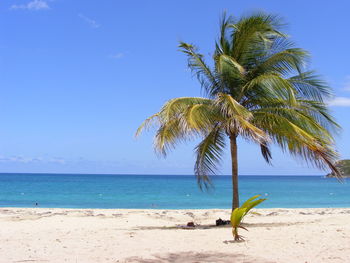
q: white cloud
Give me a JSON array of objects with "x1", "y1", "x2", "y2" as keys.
[
  {"x1": 78, "y1": 14, "x2": 100, "y2": 29},
  {"x1": 11, "y1": 0, "x2": 50, "y2": 11},
  {"x1": 110, "y1": 53, "x2": 125, "y2": 59},
  {"x1": 328, "y1": 97, "x2": 350, "y2": 107}
]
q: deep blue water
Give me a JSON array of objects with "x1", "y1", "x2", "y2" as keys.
[{"x1": 0, "y1": 173, "x2": 349, "y2": 209}]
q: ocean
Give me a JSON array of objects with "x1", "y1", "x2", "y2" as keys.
[{"x1": 0, "y1": 173, "x2": 349, "y2": 209}]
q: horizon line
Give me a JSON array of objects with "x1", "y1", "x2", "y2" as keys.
[{"x1": 0, "y1": 172, "x2": 326, "y2": 176}]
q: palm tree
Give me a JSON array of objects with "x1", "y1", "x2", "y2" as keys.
[{"x1": 136, "y1": 13, "x2": 341, "y2": 210}]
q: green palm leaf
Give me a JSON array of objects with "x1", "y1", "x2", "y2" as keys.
[{"x1": 195, "y1": 128, "x2": 226, "y2": 189}]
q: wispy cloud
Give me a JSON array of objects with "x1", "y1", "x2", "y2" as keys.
[
  {"x1": 78, "y1": 14, "x2": 100, "y2": 29},
  {"x1": 328, "y1": 97, "x2": 350, "y2": 107},
  {"x1": 0, "y1": 155, "x2": 65, "y2": 164},
  {"x1": 110, "y1": 53, "x2": 125, "y2": 59},
  {"x1": 48, "y1": 157, "x2": 66, "y2": 164},
  {"x1": 10, "y1": 0, "x2": 50, "y2": 11},
  {"x1": 344, "y1": 76, "x2": 350, "y2": 91}
]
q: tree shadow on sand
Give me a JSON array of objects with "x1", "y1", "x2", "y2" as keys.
[
  {"x1": 134, "y1": 220, "x2": 315, "y2": 231},
  {"x1": 121, "y1": 251, "x2": 273, "y2": 263}
]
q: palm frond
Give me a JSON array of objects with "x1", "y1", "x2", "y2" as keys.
[
  {"x1": 253, "y1": 111, "x2": 341, "y2": 178},
  {"x1": 260, "y1": 143, "x2": 272, "y2": 164},
  {"x1": 214, "y1": 93, "x2": 268, "y2": 142},
  {"x1": 135, "y1": 113, "x2": 159, "y2": 137},
  {"x1": 215, "y1": 93, "x2": 252, "y2": 119},
  {"x1": 253, "y1": 106, "x2": 333, "y2": 140},
  {"x1": 216, "y1": 12, "x2": 234, "y2": 55},
  {"x1": 253, "y1": 48, "x2": 308, "y2": 76},
  {"x1": 179, "y1": 42, "x2": 219, "y2": 96},
  {"x1": 289, "y1": 71, "x2": 332, "y2": 101},
  {"x1": 231, "y1": 13, "x2": 286, "y2": 64},
  {"x1": 241, "y1": 73, "x2": 297, "y2": 106},
  {"x1": 195, "y1": 128, "x2": 226, "y2": 189},
  {"x1": 159, "y1": 97, "x2": 212, "y2": 121},
  {"x1": 154, "y1": 118, "x2": 185, "y2": 156},
  {"x1": 298, "y1": 99, "x2": 340, "y2": 133}
]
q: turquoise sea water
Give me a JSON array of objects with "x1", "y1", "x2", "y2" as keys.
[{"x1": 0, "y1": 173, "x2": 349, "y2": 209}]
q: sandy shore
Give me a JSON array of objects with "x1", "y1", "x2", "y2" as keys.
[{"x1": 0, "y1": 207, "x2": 349, "y2": 263}]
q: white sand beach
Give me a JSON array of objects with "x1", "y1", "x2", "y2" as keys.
[{"x1": 0, "y1": 208, "x2": 349, "y2": 263}]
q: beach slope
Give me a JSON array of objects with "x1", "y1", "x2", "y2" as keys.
[{"x1": 0, "y1": 208, "x2": 349, "y2": 262}]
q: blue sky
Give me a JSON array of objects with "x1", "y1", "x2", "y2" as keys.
[{"x1": 0, "y1": 0, "x2": 349, "y2": 175}]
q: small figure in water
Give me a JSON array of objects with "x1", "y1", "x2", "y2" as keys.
[{"x1": 35, "y1": 202, "x2": 38, "y2": 206}]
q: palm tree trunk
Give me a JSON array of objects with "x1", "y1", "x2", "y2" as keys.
[{"x1": 230, "y1": 135, "x2": 239, "y2": 211}]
